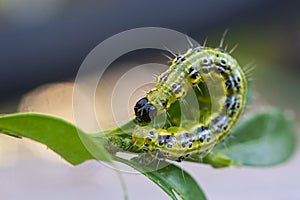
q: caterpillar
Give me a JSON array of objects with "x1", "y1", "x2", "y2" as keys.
[
  {"x1": 105, "y1": 34, "x2": 249, "y2": 163},
  {"x1": 129, "y1": 39, "x2": 248, "y2": 162}
]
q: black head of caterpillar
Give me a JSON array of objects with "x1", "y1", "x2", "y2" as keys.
[{"x1": 134, "y1": 97, "x2": 157, "y2": 123}]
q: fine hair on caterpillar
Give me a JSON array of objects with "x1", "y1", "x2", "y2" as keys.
[{"x1": 129, "y1": 31, "x2": 248, "y2": 164}]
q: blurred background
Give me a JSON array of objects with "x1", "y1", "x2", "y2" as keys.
[{"x1": 0, "y1": 0, "x2": 299, "y2": 199}]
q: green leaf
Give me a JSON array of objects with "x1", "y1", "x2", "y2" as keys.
[
  {"x1": 0, "y1": 110, "x2": 296, "y2": 200},
  {"x1": 114, "y1": 156, "x2": 207, "y2": 200},
  {"x1": 211, "y1": 110, "x2": 297, "y2": 167},
  {"x1": 0, "y1": 113, "x2": 206, "y2": 200},
  {"x1": 0, "y1": 113, "x2": 111, "y2": 165}
]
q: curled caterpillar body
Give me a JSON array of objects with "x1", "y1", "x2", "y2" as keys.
[
  {"x1": 132, "y1": 45, "x2": 247, "y2": 162},
  {"x1": 133, "y1": 124, "x2": 216, "y2": 162}
]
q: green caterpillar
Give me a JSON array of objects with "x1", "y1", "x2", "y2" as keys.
[
  {"x1": 130, "y1": 43, "x2": 248, "y2": 162},
  {"x1": 106, "y1": 34, "x2": 249, "y2": 162}
]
